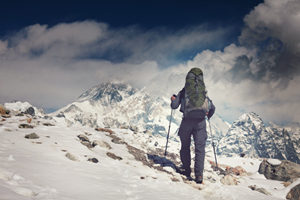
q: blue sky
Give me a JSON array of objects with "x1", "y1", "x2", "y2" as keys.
[{"x1": 1, "y1": 0, "x2": 300, "y2": 125}]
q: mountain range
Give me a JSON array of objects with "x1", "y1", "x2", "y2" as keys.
[{"x1": 4, "y1": 81, "x2": 300, "y2": 163}]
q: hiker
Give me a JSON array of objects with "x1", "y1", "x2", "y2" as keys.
[{"x1": 171, "y1": 68, "x2": 215, "y2": 184}]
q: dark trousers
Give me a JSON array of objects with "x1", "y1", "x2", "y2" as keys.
[{"x1": 178, "y1": 118, "x2": 207, "y2": 177}]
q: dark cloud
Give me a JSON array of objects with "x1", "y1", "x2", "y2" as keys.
[
  {"x1": 227, "y1": 55, "x2": 253, "y2": 83},
  {"x1": 228, "y1": 0, "x2": 300, "y2": 89}
]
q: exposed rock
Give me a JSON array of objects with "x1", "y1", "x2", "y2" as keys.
[
  {"x1": 24, "y1": 107, "x2": 35, "y2": 116},
  {"x1": 95, "y1": 127, "x2": 114, "y2": 135},
  {"x1": 87, "y1": 158, "x2": 98, "y2": 163},
  {"x1": 220, "y1": 175, "x2": 238, "y2": 185},
  {"x1": 25, "y1": 133, "x2": 39, "y2": 139},
  {"x1": 130, "y1": 125, "x2": 139, "y2": 134},
  {"x1": 81, "y1": 141, "x2": 93, "y2": 148},
  {"x1": 84, "y1": 132, "x2": 92, "y2": 136},
  {"x1": 77, "y1": 134, "x2": 90, "y2": 142},
  {"x1": 282, "y1": 182, "x2": 292, "y2": 187},
  {"x1": 287, "y1": 183, "x2": 300, "y2": 200},
  {"x1": 20, "y1": 118, "x2": 32, "y2": 123},
  {"x1": 56, "y1": 112, "x2": 65, "y2": 118},
  {"x1": 226, "y1": 166, "x2": 248, "y2": 176},
  {"x1": 106, "y1": 152, "x2": 122, "y2": 160},
  {"x1": 121, "y1": 125, "x2": 129, "y2": 129},
  {"x1": 2, "y1": 114, "x2": 11, "y2": 118},
  {"x1": 248, "y1": 185, "x2": 271, "y2": 196},
  {"x1": 171, "y1": 177, "x2": 180, "y2": 182},
  {"x1": 92, "y1": 140, "x2": 112, "y2": 150},
  {"x1": 143, "y1": 129, "x2": 152, "y2": 135},
  {"x1": 42, "y1": 123, "x2": 55, "y2": 126},
  {"x1": 19, "y1": 124, "x2": 34, "y2": 129},
  {"x1": 259, "y1": 159, "x2": 300, "y2": 182},
  {"x1": 16, "y1": 113, "x2": 24, "y2": 116},
  {"x1": 111, "y1": 137, "x2": 123, "y2": 144},
  {"x1": 0, "y1": 106, "x2": 6, "y2": 115},
  {"x1": 0, "y1": 104, "x2": 10, "y2": 114},
  {"x1": 65, "y1": 153, "x2": 79, "y2": 161}
]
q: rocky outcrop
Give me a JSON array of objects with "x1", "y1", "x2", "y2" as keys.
[
  {"x1": 258, "y1": 159, "x2": 300, "y2": 182},
  {"x1": 87, "y1": 158, "x2": 98, "y2": 163},
  {"x1": 0, "y1": 106, "x2": 6, "y2": 115},
  {"x1": 220, "y1": 175, "x2": 238, "y2": 185},
  {"x1": 0, "y1": 104, "x2": 10, "y2": 115},
  {"x1": 95, "y1": 127, "x2": 114, "y2": 134},
  {"x1": 77, "y1": 134, "x2": 90, "y2": 142},
  {"x1": 92, "y1": 140, "x2": 112, "y2": 150},
  {"x1": 24, "y1": 107, "x2": 35, "y2": 116},
  {"x1": 106, "y1": 152, "x2": 122, "y2": 160},
  {"x1": 19, "y1": 124, "x2": 34, "y2": 129},
  {"x1": 25, "y1": 133, "x2": 39, "y2": 139},
  {"x1": 286, "y1": 183, "x2": 300, "y2": 200}
]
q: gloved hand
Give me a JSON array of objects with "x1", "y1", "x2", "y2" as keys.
[
  {"x1": 207, "y1": 111, "x2": 212, "y2": 120},
  {"x1": 171, "y1": 94, "x2": 177, "y2": 101}
]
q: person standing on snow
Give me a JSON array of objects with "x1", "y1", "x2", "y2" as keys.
[{"x1": 171, "y1": 67, "x2": 215, "y2": 184}]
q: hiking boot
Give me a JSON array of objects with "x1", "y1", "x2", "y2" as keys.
[
  {"x1": 183, "y1": 169, "x2": 191, "y2": 178},
  {"x1": 195, "y1": 175, "x2": 203, "y2": 184}
]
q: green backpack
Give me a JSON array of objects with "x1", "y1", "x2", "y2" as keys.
[{"x1": 183, "y1": 68, "x2": 210, "y2": 116}]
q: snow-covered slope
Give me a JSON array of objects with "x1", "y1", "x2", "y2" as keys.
[
  {"x1": 0, "y1": 103, "x2": 295, "y2": 200},
  {"x1": 217, "y1": 112, "x2": 300, "y2": 163}
]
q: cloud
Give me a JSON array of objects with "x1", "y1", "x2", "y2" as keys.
[
  {"x1": 0, "y1": 20, "x2": 226, "y2": 111},
  {"x1": 238, "y1": 0, "x2": 300, "y2": 87}
]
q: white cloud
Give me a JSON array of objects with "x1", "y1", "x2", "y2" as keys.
[{"x1": 1, "y1": 21, "x2": 225, "y2": 111}]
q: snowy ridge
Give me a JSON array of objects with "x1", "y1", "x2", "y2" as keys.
[{"x1": 4, "y1": 101, "x2": 45, "y2": 117}]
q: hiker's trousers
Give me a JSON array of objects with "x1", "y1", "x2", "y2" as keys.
[{"x1": 178, "y1": 118, "x2": 207, "y2": 176}]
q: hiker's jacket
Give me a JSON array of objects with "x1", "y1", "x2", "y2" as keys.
[{"x1": 171, "y1": 88, "x2": 215, "y2": 119}]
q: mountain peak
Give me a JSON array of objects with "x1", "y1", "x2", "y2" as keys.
[{"x1": 76, "y1": 82, "x2": 138, "y2": 103}]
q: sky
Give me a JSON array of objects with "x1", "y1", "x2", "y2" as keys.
[{"x1": 1, "y1": 0, "x2": 300, "y2": 125}]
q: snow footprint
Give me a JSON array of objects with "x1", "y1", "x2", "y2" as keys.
[
  {"x1": 12, "y1": 187, "x2": 38, "y2": 197},
  {"x1": 0, "y1": 167, "x2": 14, "y2": 181},
  {"x1": 0, "y1": 167, "x2": 58, "y2": 198}
]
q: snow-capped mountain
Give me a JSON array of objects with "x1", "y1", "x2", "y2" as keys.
[
  {"x1": 266, "y1": 122, "x2": 300, "y2": 163},
  {"x1": 217, "y1": 112, "x2": 300, "y2": 163},
  {"x1": 50, "y1": 82, "x2": 230, "y2": 142},
  {"x1": 283, "y1": 122, "x2": 300, "y2": 135}
]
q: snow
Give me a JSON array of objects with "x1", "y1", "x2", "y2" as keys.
[
  {"x1": 267, "y1": 159, "x2": 282, "y2": 165},
  {"x1": 0, "y1": 102, "x2": 297, "y2": 200}
]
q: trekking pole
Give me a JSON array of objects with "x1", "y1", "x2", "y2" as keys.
[
  {"x1": 208, "y1": 117, "x2": 218, "y2": 171},
  {"x1": 164, "y1": 109, "x2": 173, "y2": 156}
]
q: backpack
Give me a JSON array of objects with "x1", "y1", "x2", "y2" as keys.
[{"x1": 183, "y1": 68, "x2": 211, "y2": 117}]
